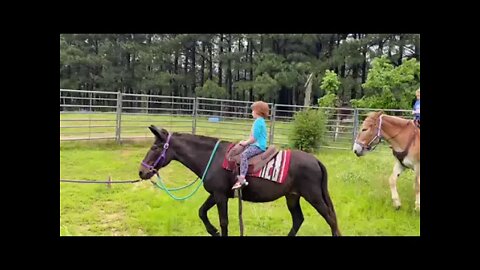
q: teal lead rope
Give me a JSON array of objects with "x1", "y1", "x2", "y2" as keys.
[{"x1": 151, "y1": 140, "x2": 221, "y2": 200}]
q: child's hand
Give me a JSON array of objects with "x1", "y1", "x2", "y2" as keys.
[{"x1": 239, "y1": 140, "x2": 248, "y2": 146}]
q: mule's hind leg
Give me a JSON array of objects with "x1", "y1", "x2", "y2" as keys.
[
  {"x1": 414, "y1": 164, "x2": 420, "y2": 211},
  {"x1": 389, "y1": 161, "x2": 405, "y2": 210},
  {"x1": 199, "y1": 194, "x2": 220, "y2": 236},
  {"x1": 285, "y1": 194, "x2": 304, "y2": 236},
  {"x1": 303, "y1": 192, "x2": 341, "y2": 236}
]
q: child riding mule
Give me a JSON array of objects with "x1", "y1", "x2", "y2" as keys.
[{"x1": 139, "y1": 125, "x2": 341, "y2": 236}]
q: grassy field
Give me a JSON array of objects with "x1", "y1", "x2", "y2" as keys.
[{"x1": 60, "y1": 139, "x2": 420, "y2": 236}]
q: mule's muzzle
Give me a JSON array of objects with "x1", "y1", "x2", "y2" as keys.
[
  {"x1": 354, "y1": 150, "x2": 364, "y2": 157},
  {"x1": 139, "y1": 166, "x2": 157, "y2": 180},
  {"x1": 353, "y1": 143, "x2": 366, "y2": 157}
]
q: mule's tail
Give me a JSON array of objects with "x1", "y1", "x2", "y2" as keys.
[{"x1": 317, "y1": 160, "x2": 337, "y2": 221}]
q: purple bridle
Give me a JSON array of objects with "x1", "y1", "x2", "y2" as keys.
[
  {"x1": 141, "y1": 132, "x2": 172, "y2": 173},
  {"x1": 355, "y1": 115, "x2": 383, "y2": 151}
]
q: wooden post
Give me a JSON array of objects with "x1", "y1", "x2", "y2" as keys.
[
  {"x1": 107, "y1": 175, "x2": 112, "y2": 189},
  {"x1": 304, "y1": 73, "x2": 314, "y2": 107}
]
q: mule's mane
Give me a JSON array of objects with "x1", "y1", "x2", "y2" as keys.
[
  {"x1": 381, "y1": 114, "x2": 411, "y2": 126},
  {"x1": 365, "y1": 112, "x2": 411, "y2": 126}
]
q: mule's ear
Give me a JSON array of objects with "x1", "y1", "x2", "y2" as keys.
[
  {"x1": 149, "y1": 125, "x2": 162, "y2": 139},
  {"x1": 377, "y1": 110, "x2": 384, "y2": 116},
  {"x1": 148, "y1": 125, "x2": 168, "y2": 140}
]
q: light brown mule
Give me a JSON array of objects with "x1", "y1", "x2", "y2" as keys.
[{"x1": 353, "y1": 111, "x2": 420, "y2": 211}]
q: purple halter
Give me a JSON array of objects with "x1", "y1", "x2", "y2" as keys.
[{"x1": 141, "y1": 132, "x2": 172, "y2": 172}]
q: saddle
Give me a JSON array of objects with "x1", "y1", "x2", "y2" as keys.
[{"x1": 226, "y1": 144, "x2": 279, "y2": 174}]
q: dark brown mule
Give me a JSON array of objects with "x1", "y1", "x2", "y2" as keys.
[
  {"x1": 353, "y1": 111, "x2": 420, "y2": 211},
  {"x1": 139, "y1": 126, "x2": 341, "y2": 236}
]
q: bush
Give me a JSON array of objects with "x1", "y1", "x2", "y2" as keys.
[
  {"x1": 195, "y1": 79, "x2": 227, "y2": 99},
  {"x1": 288, "y1": 109, "x2": 327, "y2": 152}
]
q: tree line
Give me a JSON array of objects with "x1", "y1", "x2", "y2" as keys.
[{"x1": 60, "y1": 33, "x2": 420, "y2": 109}]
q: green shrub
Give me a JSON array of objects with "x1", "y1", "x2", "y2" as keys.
[{"x1": 288, "y1": 109, "x2": 327, "y2": 152}]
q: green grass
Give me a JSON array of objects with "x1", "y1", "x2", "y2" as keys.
[{"x1": 60, "y1": 140, "x2": 420, "y2": 236}]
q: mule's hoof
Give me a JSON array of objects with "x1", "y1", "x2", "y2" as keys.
[
  {"x1": 414, "y1": 206, "x2": 420, "y2": 212},
  {"x1": 209, "y1": 230, "x2": 220, "y2": 236},
  {"x1": 394, "y1": 205, "x2": 401, "y2": 211}
]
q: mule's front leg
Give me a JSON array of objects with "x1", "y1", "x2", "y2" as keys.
[
  {"x1": 215, "y1": 194, "x2": 229, "y2": 236},
  {"x1": 199, "y1": 194, "x2": 220, "y2": 236},
  {"x1": 389, "y1": 161, "x2": 405, "y2": 210}
]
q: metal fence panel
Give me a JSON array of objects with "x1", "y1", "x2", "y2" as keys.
[
  {"x1": 60, "y1": 89, "x2": 412, "y2": 151},
  {"x1": 60, "y1": 89, "x2": 118, "y2": 141},
  {"x1": 120, "y1": 95, "x2": 195, "y2": 140}
]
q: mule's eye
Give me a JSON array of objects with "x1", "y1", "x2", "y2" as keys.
[{"x1": 361, "y1": 128, "x2": 367, "y2": 132}]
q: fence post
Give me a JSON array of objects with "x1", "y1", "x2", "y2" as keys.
[
  {"x1": 352, "y1": 108, "x2": 359, "y2": 146},
  {"x1": 115, "y1": 91, "x2": 122, "y2": 144},
  {"x1": 192, "y1": 97, "x2": 197, "y2": 135},
  {"x1": 269, "y1": 104, "x2": 276, "y2": 145},
  {"x1": 146, "y1": 95, "x2": 149, "y2": 114},
  {"x1": 89, "y1": 91, "x2": 93, "y2": 112},
  {"x1": 245, "y1": 103, "x2": 248, "y2": 119},
  {"x1": 220, "y1": 100, "x2": 223, "y2": 118}
]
